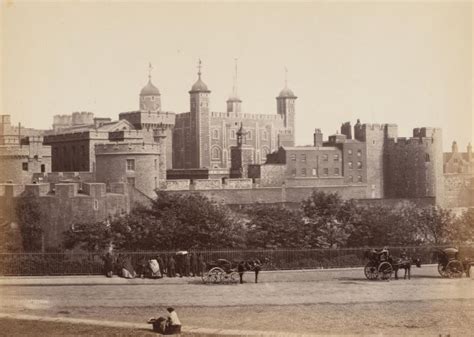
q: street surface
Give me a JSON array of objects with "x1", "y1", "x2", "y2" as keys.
[{"x1": 0, "y1": 266, "x2": 473, "y2": 336}]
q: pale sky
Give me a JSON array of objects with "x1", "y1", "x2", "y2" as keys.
[{"x1": 1, "y1": 1, "x2": 473, "y2": 151}]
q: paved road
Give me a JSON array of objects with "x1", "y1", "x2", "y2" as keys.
[{"x1": 0, "y1": 266, "x2": 473, "y2": 335}]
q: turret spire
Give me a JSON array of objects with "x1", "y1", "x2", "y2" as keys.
[
  {"x1": 197, "y1": 59, "x2": 202, "y2": 79},
  {"x1": 148, "y1": 62, "x2": 153, "y2": 81},
  {"x1": 232, "y1": 58, "x2": 238, "y2": 97}
]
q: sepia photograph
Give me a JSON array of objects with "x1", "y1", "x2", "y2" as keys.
[{"x1": 0, "y1": 0, "x2": 473, "y2": 336}]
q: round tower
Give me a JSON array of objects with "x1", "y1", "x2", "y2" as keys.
[
  {"x1": 139, "y1": 63, "x2": 161, "y2": 113},
  {"x1": 226, "y1": 59, "x2": 242, "y2": 113}
]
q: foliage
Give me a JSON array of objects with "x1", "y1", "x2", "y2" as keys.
[
  {"x1": 244, "y1": 205, "x2": 306, "y2": 249},
  {"x1": 15, "y1": 194, "x2": 43, "y2": 252}
]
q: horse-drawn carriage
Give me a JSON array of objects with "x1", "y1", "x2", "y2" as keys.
[
  {"x1": 364, "y1": 248, "x2": 393, "y2": 280},
  {"x1": 434, "y1": 247, "x2": 472, "y2": 278},
  {"x1": 201, "y1": 259, "x2": 239, "y2": 284}
]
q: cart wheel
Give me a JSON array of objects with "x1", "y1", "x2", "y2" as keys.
[
  {"x1": 229, "y1": 272, "x2": 239, "y2": 283},
  {"x1": 208, "y1": 267, "x2": 225, "y2": 283},
  {"x1": 364, "y1": 262, "x2": 378, "y2": 280},
  {"x1": 446, "y1": 260, "x2": 463, "y2": 278},
  {"x1": 437, "y1": 263, "x2": 449, "y2": 278},
  {"x1": 378, "y1": 262, "x2": 393, "y2": 280}
]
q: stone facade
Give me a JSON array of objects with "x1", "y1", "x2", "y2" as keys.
[
  {"x1": 0, "y1": 137, "x2": 52, "y2": 184},
  {"x1": 173, "y1": 65, "x2": 296, "y2": 170},
  {"x1": 0, "y1": 182, "x2": 129, "y2": 250}
]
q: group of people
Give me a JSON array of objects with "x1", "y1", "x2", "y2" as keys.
[
  {"x1": 147, "y1": 307, "x2": 182, "y2": 335},
  {"x1": 102, "y1": 251, "x2": 207, "y2": 279}
]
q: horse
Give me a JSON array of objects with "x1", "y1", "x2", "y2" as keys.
[{"x1": 392, "y1": 257, "x2": 421, "y2": 280}]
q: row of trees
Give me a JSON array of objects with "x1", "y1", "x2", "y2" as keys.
[
  {"x1": 5, "y1": 190, "x2": 473, "y2": 252},
  {"x1": 61, "y1": 191, "x2": 473, "y2": 252}
]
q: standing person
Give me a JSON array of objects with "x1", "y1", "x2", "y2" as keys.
[
  {"x1": 184, "y1": 253, "x2": 191, "y2": 277},
  {"x1": 165, "y1": 307, "x2": 182, "y2": 335},
  {"x1": 237, "y1": 261, "x2": 245, "y2": 284},
  {"x1": 102, "y1": 252, "x2": 114, "y2": 278},
  {"x1": 157, "y1": 255, "x2": 165, "y2": 278},
  {"x1": 198, "y1": 253, "x2": 205, "y2": 277},
  {"x1": 168, "y1": 255, "x2": 176, "y2": 278},
  {"x1": 253, "y1": 259, "x2": 262, "y2": 283},
  {"x1": 190, "y1": 252, "x2": 198, "y2": 277},
  {"x1": 162, "y1": 254, "x2": 169, "y2": 276}
]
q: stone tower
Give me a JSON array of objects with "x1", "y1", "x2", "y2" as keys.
[
  {"x1": 140, "y1": 63, "x2": 161, "y2": 113},
  {"x1": 276, "y1": 69, "x2": 297, "y2": 147},
  {"x1": 226, "y1": 59, "x2": 242, "y2": 113},
  {"x1": 189, "y1": 60, "x2": 211, "y2": 168},
  {"x1": 230, "y1": 123, "x2": 254, "y2": 178}
]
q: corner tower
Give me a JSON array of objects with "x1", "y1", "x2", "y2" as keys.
[
  {"x1": 189, "y1": 60, "x2": 211, "y2": 168},
  {"x1": 139, "y1": 63, "x2": 161, "y2": 113},
  {"x1": 276, "y1": 68, "x2": 297, "y2": 147},
  {"x1": 226, "y1": 59, "x2": 242, "y2": 113}
]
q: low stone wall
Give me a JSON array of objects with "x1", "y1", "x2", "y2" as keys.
[
  {"x1": 224, "y1": 178, "x2": 253, "y2": 189},
  {"x1": 193, "y1": 179, "x2": 222, "y2": 190},
  {"x1": 165, "y1": 179, "x2": 191, "y2": 191}
]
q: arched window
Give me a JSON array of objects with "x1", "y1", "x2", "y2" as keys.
[
  {"x1": 211, "y1": 147, "x2": 221, "y2": 160},
  {"x1": 212, "y1": 129, "x2": 219, "y2": 139},
  {"x1": 425, "y1": 153, "x2": 430, "y2": 162},
  {"x1": 262, "y1": 130, "x2": 268, "y2": 141}
]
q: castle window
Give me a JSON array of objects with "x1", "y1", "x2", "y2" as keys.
[
  {"x1": 291, "y1": 154, "x2": 296, "y2": 161},
  {"x1": 154, "y1": 159, "x2": 158, "y2": 170},
  {"x1": 154, "y1": 177, "x2": 157, "y2": 189},
  {"x1": 334, "y1": 168, "x2": 340, "y2": 175},
  {"x1": 334, "y1": 154, "x2": 340, "y2": 161},
  {"x1": 41, "y1": 164, "x2": 45, "y2": 173},
  {"x1": 211, "y1": 147, "x2": 221, "y2": 160},
  {"x1": 230, "y1": 130, "x2": 236, "y2": 139},
  {"x1": 301, "y1": 154, "x2": 306, "y2": 162},
  {"x1": 312, "y1": 168, "x2": 317, "y2": 176},
  {"x1": 322, "y1": 154, "x2": 329, "y2": 161},
  {"x1": 291, "y1": 168, "x2": 296, "y2": 177},
  {"x1": 348, "y1": 149, "x2": 353, "y2": 155},
  {"x1": 348, "y1": 161, "x2": 353, "y2": 169},
  {"x1": 357, "y1": 161, "x2": 363, "y2": 169},
  {"x1": 22, "y1": 162, "x2": 28, "y2": 171},
  {"x1": 126, "y1": 159, "x2": 135, "y2": 171},
  {"x1": 212, "y1": 129, "x2": 219, "y2": 139},
  {"x1": 247, "y1": 130, "x2": 252, "y2": 140},
  {"x1": 262, "y1": 130, "x2": 268, "y2": 141},
  {"x1": 358, "y1": 175, "x2": 363, "y2": 182},
  {"x1": 323, "y1": 168, "x2": 329, "y2": 176},
  {"x1": 93, "y1": 199, "x2": 99, "y2": 211},
  {"x1": 357, "y1": 150, "x2": 362, "y2": 157},
  {"x1": 425, "y1": 153, "x2": 430, "y2": 162},
  {"x1": 301, "y1": 168, "x2": 307, "y2": 176}
]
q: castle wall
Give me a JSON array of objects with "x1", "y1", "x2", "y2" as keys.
[
  {"x1": 0, "y1": 182, "x2": 129, "y2": 250},
  {"x1": 442, "y1": 174, "x2": 474, "y2": 208}
]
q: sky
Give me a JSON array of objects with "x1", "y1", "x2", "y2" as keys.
[{"x1": 1, "y1": 1, "x2": 472, "y2": 151}]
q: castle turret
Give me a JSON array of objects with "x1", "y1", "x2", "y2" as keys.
[
  {"x1": 189, "y1": 59, "x2": 211, "y2": 168},
  {"x1": 451, "y1": 141, "x2": 458, "y2": 153},
  {"x1": 468, "y1": 142, "x2": 472, "y2": 161},
  {"x1": 276, "y1": 68, "x2": 297, "y2": 147},
  {"x1": 230, "y1": 123, "x2": 253, "y2": 178},
  {"x1": 226, "y1": 59, "x2": 242, "y2": 113},
  {"x1": 139, "y1": 63, "x2": 161, "y2": 113}
]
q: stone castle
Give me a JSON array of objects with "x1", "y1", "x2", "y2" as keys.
[{"x1": 0, "y1": 61, "x2": 472, "y2": 250}]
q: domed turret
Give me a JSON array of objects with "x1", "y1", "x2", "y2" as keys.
[
  {"x1": 190, "y1": 60, "x2": 210, "y2": 93},
  {"x1": 140, "y1": 80, "x2": 160, "y2": 96},
  {"x1": 278, "y1": 87, "x2": 296, "y2": 98}
]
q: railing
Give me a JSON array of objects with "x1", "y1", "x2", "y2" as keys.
[{"x1": 0, "y1": 245, "x2": 473, "y2": 276}]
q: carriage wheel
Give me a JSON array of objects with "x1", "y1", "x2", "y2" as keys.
[
  {"x1": 378, "y1": 262, "x2": 393, "y2": 280},
  {"x1": 364, "y1": 262, "x2": 378, "y2": 280},
  {"x1": 229, "y1": 271, "x2": 239, "y2": 283},
  {"x1": 208, "y1": 267, "x2": 225, "y2": 283},
  {"x1": 437, "y1": 263, "x2": 449, "y2": 278},
  {"x1": 446, "y1": 260, "x2": 463, "y2": 278}
]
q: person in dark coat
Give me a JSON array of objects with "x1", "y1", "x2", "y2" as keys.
[
  {"x1": 102, "y1": 252, "x2": 114, "y2": 277},
  {"x1": 237, "y1": 261, "x2": 245, "y2": 284},
  {"x1": 198, "y1": 253, "x2": 205, "y2": 277},
  {"x1": 168, "y1": 256, "x2": 176, "y2": 277},
  {"x1": 157, "y1": 255, "x2": 165, "y2": 278},
  {"x1": 184, "y1": 253, "x2": 191, "y2": 277},
  {"x1": 253, "y1": 259, "x2": 262, "y2": 283},
  {"x1": 162, "y1": 254, "x2": 169, "y2": 276},
  {"x1": 190, "y1": 252, "x2": 198, "y2": 277}
]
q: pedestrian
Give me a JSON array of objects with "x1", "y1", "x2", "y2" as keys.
[
  {"x1": 157, "y1": 255, "x2": 165, "y2": 278},
  {"x1": 162, "y1": 254, "x2": 169, "y2": 276},
  {"x1": 168, "y1": 255, "x2": 176, "y2": 278},
  {"x1": 102, "y1": 252, "x2": 114, "y2": 278},
  {"x1": 237, "y1": 261, "x2": 245, "y2": 284},
  {"x1": 198, "y1": 253, "x2": 205, "y2": 277},
  {"x1": 190, "y1": 252, "x2": 198, "y2": 277},
  {"x1": 253, "y1": 259, "x2": 262, "y2": 283},
  {"x1": 184, "y1": 253, "x2": 191, "y2": 277}
]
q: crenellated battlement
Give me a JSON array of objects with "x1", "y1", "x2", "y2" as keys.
[
  {"x1": 386, "y1": 137, "x2": 438, "y2": 146},
  {"x1": 95, "y1": 142, "x2": 161, "y2": 154},
  {"x1": 44, "y1": 130, "x2": 109, "y2": 143},
  {"x1": 210, "y1": 111, "x2": 282, "y2": 121}
]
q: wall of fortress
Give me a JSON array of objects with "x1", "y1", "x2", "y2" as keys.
[{"x1": 0, "y1": 182, "x2": 129, "y2": 250}]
